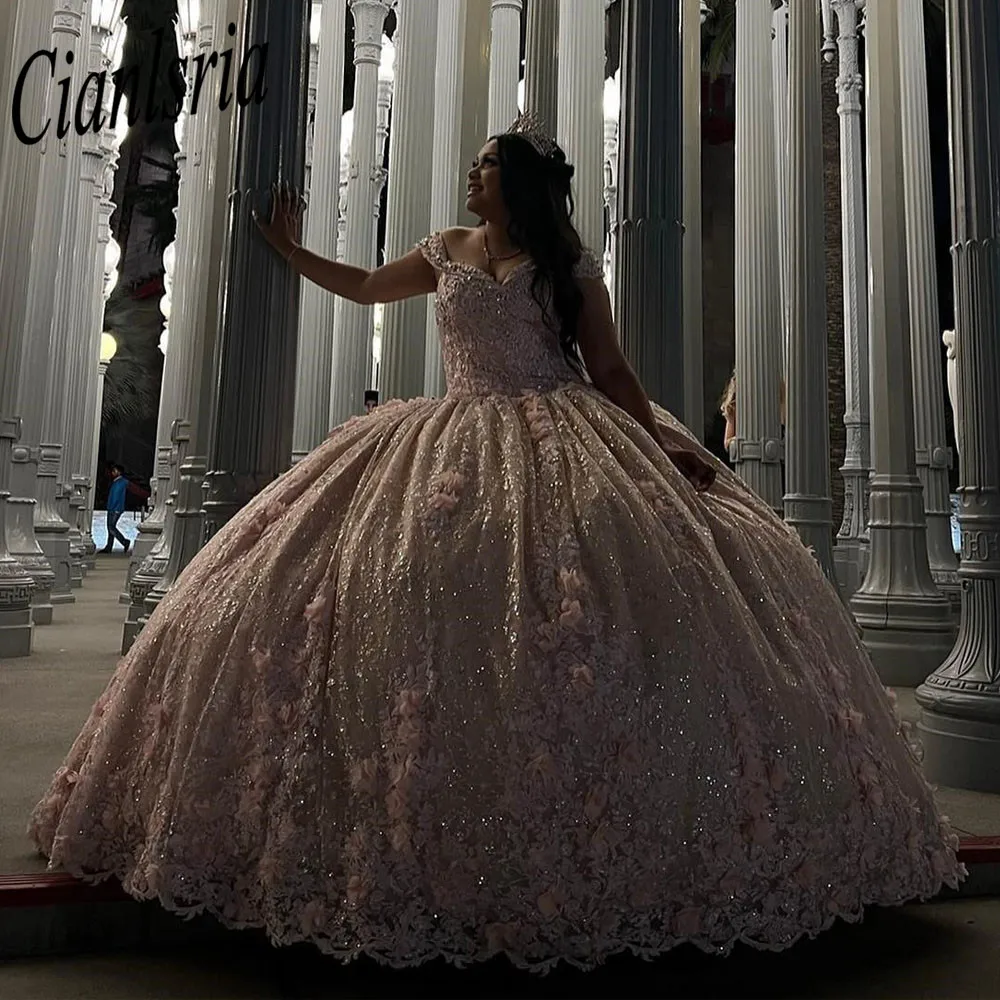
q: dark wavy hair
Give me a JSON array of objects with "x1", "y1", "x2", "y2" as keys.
[{"x1": 488, "y1": 133, "x2": 585, "y2": 373}]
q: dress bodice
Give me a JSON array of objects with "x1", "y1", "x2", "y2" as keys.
[{"x1": 416, "y1": 231, "x2": 604, "y2": 397}]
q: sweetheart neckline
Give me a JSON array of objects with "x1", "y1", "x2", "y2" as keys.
[{"x1": 445, "y1": 256, "x2": 533, "y2": 288}]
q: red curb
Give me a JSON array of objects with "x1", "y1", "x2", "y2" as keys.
[{"x1": 2, "y1": 837, "x2": 998, "y2": 909}]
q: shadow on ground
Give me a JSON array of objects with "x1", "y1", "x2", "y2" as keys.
[{"x1": 2, "y1": 897, "x2": 999, "y2": 999}]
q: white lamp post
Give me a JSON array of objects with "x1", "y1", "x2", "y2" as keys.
[
  {"x1": 310, "y1": 0, "x2": 322, "y2": 43},
  {"x1": 602, "y1": 74, "x2": 620, "y2": 305},
  {"x1": 374, "y1": 35, "x2": 395, "y2": 268},
  {"x1": 305, "y1": 2, "x2": 321, "y2": 200},
  {"x1": 93, "y1": 332, "x2": 118, "y2": 553},
  {"x1": 92, "y1": 0, "x2": 125, "y2": 40},
  {"x1": 176, "y1": 0, "x2": 201, "y2": 51},
  {"x1": 65, "y1": 1, "x2": 125, "y2": 574}
]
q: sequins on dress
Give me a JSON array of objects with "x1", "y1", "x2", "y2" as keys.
[{"x1": 29, "y1": 230, "x2": 964, "y2": 971}]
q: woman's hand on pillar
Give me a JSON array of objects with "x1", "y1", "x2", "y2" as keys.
[{"x1": 253, "y1": 181, "x2": 305, "y2": 261}]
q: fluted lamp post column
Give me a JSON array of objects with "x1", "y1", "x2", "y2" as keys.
[
  {"x1": 681, "y1": 0, "x2": 703, "y2": 440},
  {"x1": 84, "y1": 151, "x2": 122, "y2": 546},
  {"x1": 830, "y1": 0, "x2": 871, "y2": 599},
  {"x1": 423, "y1": 0, "x2": 492, "y2": 397},
  {"x1": 293, "y1": 0, "x2": 347, "y2": 461},
  {"x1": 15, "y1": 1, "x2": 92, "y2": 613},
  {"x1": 68, "y1": 8, "x2": 126, "y2": 573},
  {"x1": 488, "y1": 0, "x2": 522, "y2": 137},
  {"x1": 523, "y1": 0, "x2": 558, "y2": 129},
  {"x1": 61, "y1": 16, "x2": 109, "y2": 587},
  {"x1": 0, "y1": 0, "x2": 56, "y2": 651},
  {"x1": 39, "y1": 0, "x2": 95, "y2": 601},
  {"x1": 138, "y1": 0, "x2": 233, "y2": 632},
  {"x1": 602, "y1": 75, "x2": 619, "y2": 310},
  {"x1": 304, "y1": 6, "x2": 320, "y2": 201},
  {"x1": 916, "y1": 0, "x2": 1000, "y2": 792},
  {"x1": 369, "y1": 47, "x2": 395, "y2": 392},
  {"x1": 615, "y1": 0, "x2": 684, "y2": 416},
  {"x1": 374, "y1": 43, "x2": 394, "y2": 265},
  {"x1": 121, "y1": 245, "x2": 175, "y2": 613},
  {"x1": 93, "y1": 334, "x2": 119, "y2": 542},
  {"x1": 379, "y1": 0, "x2": 439, "y2": 403},
  {"x1": 136, "y1": 1, "x2": 199, "y2": 549},
  {"x1": 784, "y1": 0, "x2": 835, "y2": 579},
  {"x1": 848, "y1": 0, "x2": 954, "y2": 685},
  {"x1": 731, "y1": 0, "x2": 783, "y2": 512},
  {"x1": 772, "y1": 0, "x2": 790, "y2": 377},
  {"x1": 327, "y1": 0, "x2": 390, "y2": 428},
  {"x1": 556, "y1": 0, "x2": 604, "y2": 259},
  {"x1": 898, "y1": 0, "x2": 960, "y2": 611},
  {"x1": 202, "y1": 0, "x2": 312, "y2": 538}
]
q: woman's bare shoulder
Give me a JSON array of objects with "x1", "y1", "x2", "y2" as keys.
[{"x1": 440, "y1": 226, "x2": 481, "y2": 257}]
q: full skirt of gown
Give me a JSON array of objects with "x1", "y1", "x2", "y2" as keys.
[{"x1": 29, "y1": 384, "x2": 964, "y2": 970}]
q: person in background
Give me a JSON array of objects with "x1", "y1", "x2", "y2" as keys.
[
  {"x1": 721, "y1": 373, "x2": 738, "y2": 452},
  {"x1": 102, "y1": 463, "x2": 141, "y2": 554},
  {"x1": 719, "y1": 371, "x2": 786, "y2": 455}
]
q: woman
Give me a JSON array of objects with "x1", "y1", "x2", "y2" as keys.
[
  {"x1": 720, "y1": 371, "x2": 786, "y2": 453},
  {"x1": 30, "y1": 118, "x2": 962, "y2": 971}
]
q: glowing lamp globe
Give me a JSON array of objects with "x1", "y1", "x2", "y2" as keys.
[
  {"x1": 340, "y1": 110, "x2": 353, "y2": 159},
  {"x1": 310, "y1": 1, "x2": 323, "y2": 45},
  {"x1": 100, "y1": 332, "x2": 118, "y2": 363},
  {"x1": 378, "y1": 36, "x2": 395, "y2": 83},
  {"x1": 603, "y1": 76, "x2": 620, "y2": 123}
]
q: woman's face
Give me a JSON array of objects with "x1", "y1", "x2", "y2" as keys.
[{"x1": 466, "y1": 140, "x2": 504, "y2": 219}]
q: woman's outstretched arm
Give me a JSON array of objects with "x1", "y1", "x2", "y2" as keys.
[{"x1": 253, "y1": 182, "x2": 437, "y2": 304}]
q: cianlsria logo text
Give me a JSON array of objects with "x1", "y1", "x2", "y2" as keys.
[{"x1": 10, "y1": 22, "x2": 267, "y2": 145}]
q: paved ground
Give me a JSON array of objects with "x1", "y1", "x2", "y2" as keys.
[
  {"x1": 0, "y1": 558, "x2": 125, "y2": 874},
  {"x1": 1, "y1": 897, "x2": 999, "y2": 998}
]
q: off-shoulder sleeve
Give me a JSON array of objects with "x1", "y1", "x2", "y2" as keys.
[
  {"x1": 573, "y1": 248, "x2": 604, "y2": 280},
  {"x1": 415, "y1": 231, "x2": 449, "y2": 273}
]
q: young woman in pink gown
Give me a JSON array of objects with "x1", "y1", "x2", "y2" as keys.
[{"x1": 29, "y1": 118, "x2": 963, "y2": 971}]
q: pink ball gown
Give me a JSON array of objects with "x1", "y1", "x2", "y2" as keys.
[{"x1": 30, "y1": 232, "x2": 963, "y2": 971}]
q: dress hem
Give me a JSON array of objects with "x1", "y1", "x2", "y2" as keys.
[{"x1": 31, "y1": 849, "x2": 966, "y2": 974}]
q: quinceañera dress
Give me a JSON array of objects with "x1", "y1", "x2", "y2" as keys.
[{"x1": 31, "y1": 234, "x2": 963, "y2": 970}]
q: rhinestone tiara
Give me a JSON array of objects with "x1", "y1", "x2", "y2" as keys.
[{"x1": 504, "y1": 111, "x2": 558, "y2": 157}]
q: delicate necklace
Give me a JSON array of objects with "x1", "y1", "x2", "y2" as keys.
[{"x1": 483, "y1": 227, "x2": 521, "y2": 263}]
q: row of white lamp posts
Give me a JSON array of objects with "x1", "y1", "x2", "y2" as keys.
[{"x1": 128, "y1": 4, "x2": 625, "y2": 636}]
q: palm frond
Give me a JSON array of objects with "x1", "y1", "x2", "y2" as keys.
[
  {"x1": 126, "y1": 177, "x2": 178, "y2": 254},
  {"x1": 102, "y1": 356, "x2": 162, "y2": 427},
  {"x1": 702, "y1": 0, "x2": 735, "y2": 80}
]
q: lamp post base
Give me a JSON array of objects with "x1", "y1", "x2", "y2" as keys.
[
  {"x1": 834, "y1": 537, "x2": 869, "y2": 601},
  {"x1": 852, "y1": 602, "x2": 956, "y2": 686},
  {"x1": 916, "y1": 697, "x2": 1000, "y2": 794}
]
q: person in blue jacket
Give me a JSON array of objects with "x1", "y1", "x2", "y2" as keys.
[{"x1": 103, "y1": 464, "x2": 132, "y2": 554}]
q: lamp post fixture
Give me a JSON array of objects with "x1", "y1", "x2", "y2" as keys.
[
  {"x1": 77, "y1": 2, "x2": 125, "y2": 564},
  {"x1": 602, "y1": 74, "x2": 620, "y2": 308},
  {"x1": 93, "y1": 332, "x2": 118, "y2": 553},
  {"x1": 65, "y1": 3, "x2": 126, "y2": 582},
  {"x1": 177, "y1": 1, "x2": 201, "y2": 51}
]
